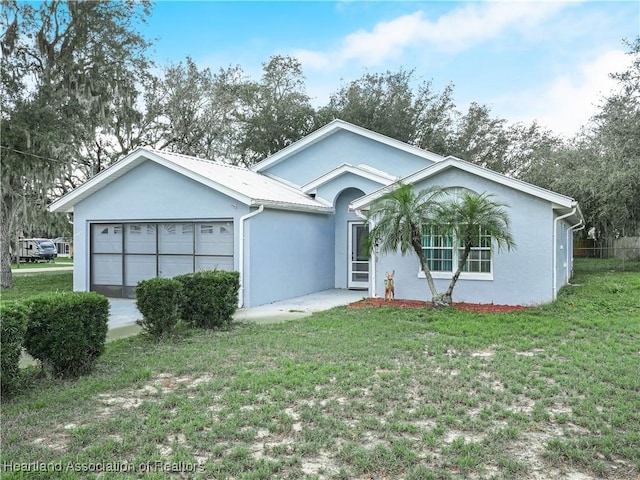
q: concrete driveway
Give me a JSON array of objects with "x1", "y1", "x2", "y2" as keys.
[{"x1": 108, "y1": 289, "x2": 366, "y2": 330}]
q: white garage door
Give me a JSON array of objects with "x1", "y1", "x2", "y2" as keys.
[{"x1": 90, "y1": 221, "x2": 234, "y2": 298}]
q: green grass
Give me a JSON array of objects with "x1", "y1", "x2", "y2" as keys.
[
  {"x1": 1, "y1": 262, "x2": 639, "y2": 479},
  {"x1": 0, "y1": 271, "x2": 73, "y2": 302},
  {"x1": 11, "y1": 257, "x2": 73, "y2": 270},
  {"x1": 574, "y1": 256, "x2": 640, "y2": 273}
]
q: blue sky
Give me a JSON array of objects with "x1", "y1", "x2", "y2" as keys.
[{"x1": 142, "y1": 1, "x2": 639, "y2": 138}]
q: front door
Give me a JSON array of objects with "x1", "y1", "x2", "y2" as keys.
[{"x1": 348, "y1": 222, "x2": 369, "y2": 289}]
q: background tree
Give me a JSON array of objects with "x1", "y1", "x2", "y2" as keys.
[
  {"x1": 237, "y1": 56, "x2": 316, "y2": 166},
  {"x1": 1, "y1": 0, "x2": 153, "y2": 288},
  {"x1": 320, "y1": 69, "x2": 457, "y2": 152},
  {"x1": 143, "y1": 59, "x2": 248, "y2": 163},
  {"x1": 519, "y1": 37, "x2": 640, "y2": 238},
  {"x1": 320, "y1": 69, "x2": 420, "y2": 143}
]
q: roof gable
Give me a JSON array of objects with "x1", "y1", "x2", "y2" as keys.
[
  {"x1": 49, "y1": 148, "x2": 332, "y2": 214},
  {"x1": 251, "y1": 119, "x2": 444, "y2": 174},
  {"x1": 351, "y1": 156, "x2": 579, "y2": 212},
  {"x1": 301, "y1": 163, "x2": 398, "y2": 193}
]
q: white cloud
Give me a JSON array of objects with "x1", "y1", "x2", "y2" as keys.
[
  {"x1": 293, "y1": 2, "x2": 569, "y2": 70},
  {"x1": 340, "y1": 12, "x2": 426, "y2": 64},
  {"x1": 494, "y1": 49, "x2": 632, "y2": 137}
]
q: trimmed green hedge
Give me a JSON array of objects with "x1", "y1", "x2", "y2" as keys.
[
  {"x1": 136, "y1": 277, "x2": 182, "y2": 339},
  {"x1": 1, "y1": 302, "x2": 29, "y2": 395},
  {"x1": 175, "y1": 270, "x2": 240, "y2": 329},
  {"x1": 24, "y1": 292, "x2": 109, "y2": 378}
]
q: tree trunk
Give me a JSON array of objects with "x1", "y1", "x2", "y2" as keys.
[
  {"x1": 1, "y1": 198, "x2": 15, "y2": 289},
  {"x1": 442, "y1": 245, "x2": 472, "y2": 304},
  {"x1": 411, "y1": 226, "x2": 445, "y2": 306}
]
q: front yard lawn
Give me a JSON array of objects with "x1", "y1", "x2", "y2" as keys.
[
  {"x1": 1, "y1": 264, "x2": 639, "y2": 479},
  {"x1": 0, "y1": 271, "x2": 72, "y2": 303}
]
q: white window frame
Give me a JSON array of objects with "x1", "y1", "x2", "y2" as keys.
[{"x1": 419, "y1": 225, "x2": 493, "y2": 281}]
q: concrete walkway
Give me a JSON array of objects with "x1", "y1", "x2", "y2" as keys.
[
  {"x1": 12, "y1": 266, "x2": 73, "y2": 274},
  {"x1": 108, "y1": 289, "x2": 366, "y2": 330}
]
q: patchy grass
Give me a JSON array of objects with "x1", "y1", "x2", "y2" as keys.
[
  {"x1": 1, "y1": 264, "x2": 639, "y2": 479},
  {"x1": 0, "y1": 271, "x2": 73, "y2": 303}
]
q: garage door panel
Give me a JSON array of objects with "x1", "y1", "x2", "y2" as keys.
[
  {"x1": 92, "y1": 224, "x2": 122, "y2": 253},
  {"x1": 159, "y1": 223, "x2": 194, "y2": 254},
  {"x1": 159, "y1": 255, "x2": 193, "y2": 278},
  {"x1": 196, "y1": 256, "x2": 234, "y2": 272},
  {"x1": 196, "y1": 222, "x2": 234, "y2": 255},
  {"x1": 125, "y1": 255, "x2": 156, "y2": 286},
  {"x1": 93, "y1": 255, "x2": 123, "y2": 285},
  {"x1": 125, "y1": 224, "x2": 156, "y2": 254}
]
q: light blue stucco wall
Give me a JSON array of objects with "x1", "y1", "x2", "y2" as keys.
[
  {"x1": 314, "y1": 174, "x2": 385, "y2": 289},
  {"x1": 373, "y1": 168, "x2": 558, "y2": 305},
  {"x1": 554, "y1": 216, "x2": 576, "y2": 298},
  {"x1": 264, "y1": 130, "x2": 434, "y2": 186},
  {"x1": 315, "y1": 172, "x2": 386, "y2": 206},
  {"x1": 245, "y1": 208, "x2": 334, "y2": 307},
  {"x1": 334, "y1": 188, "x2": 367, "y2": 289},
  {"x1": 72, "y1": 160, "x2": 249, "y2": 293}
]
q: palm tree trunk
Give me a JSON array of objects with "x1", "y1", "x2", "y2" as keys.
[
  {"x1": 411, "y1": 226, "x2": 443, "y2": 305},
  {"x1": 442, "y1": 246, "x2": 472, "y2": 304}
]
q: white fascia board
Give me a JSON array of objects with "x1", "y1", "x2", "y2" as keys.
[
  {"x1": 301, "y1": 163, "x2": 395, "y2": 193},
  {"x1": 355, "y1": 164, "x2": 398, "y2": 181},
  {"x1": 253, "y1": 199, "x2": 334, "y2": 214},
  {"x1": 350, "y1": 182, "x2": 402, "y2": 211},
  {"x1": 251, "y1": 119, "x2": 444, "y2": 173},
  {"x1": 553, "y1": 202, "x2": 583, "y2": 225}
]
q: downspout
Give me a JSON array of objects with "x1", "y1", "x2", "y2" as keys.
[
  {"x1": 355, "y1": 209, "x2": 376, "y2": 298},
  {"x1": 553, "y1": 207, "x2": 576, "y2": 300},
  {"x1": 566, "y1": 218, "x2": 585, "y2": 280},
  {"x1": 238, "y1": 204, "x2": 265, "y2": 308}
]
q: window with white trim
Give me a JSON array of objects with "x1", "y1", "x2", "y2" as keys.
[{"x1": 422, "y1": 226, "x2": 492, "y2": 273}]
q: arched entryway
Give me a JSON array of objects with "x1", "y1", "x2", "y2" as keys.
[{"x1": 334, "y1": 188, "x2": 369, "y2": 289}]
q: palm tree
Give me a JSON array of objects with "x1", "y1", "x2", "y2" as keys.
[
  {"x1": 437, "y1": 191, "x2": 516, "y2": 304},
  {"x1": 366, "y1": 183, "x2": 445, "y2": 305}
]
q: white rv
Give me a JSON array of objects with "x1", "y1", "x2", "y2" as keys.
[{"x1": 18, "y1": 238, "x2": 58, "y2": 262}]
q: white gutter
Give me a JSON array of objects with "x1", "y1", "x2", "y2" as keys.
[
  {"x1": 355, "y1": 208, "x2": 376, "y2": 298},
  {"x1": 238, "y1": 205, "x2": 265, "y2": 308},
  {"x1": 553, "y1": 207, "x2": 577, "y2": 299},
  {"x1": 567, "y1": 217, "x2": 585, "y2": 280}
]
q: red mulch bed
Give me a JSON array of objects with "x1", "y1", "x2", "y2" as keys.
[{"x1": 347, "y1": 297, "x2": 526, "y2": 313}]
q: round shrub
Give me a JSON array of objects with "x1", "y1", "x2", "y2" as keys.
[
  {"x1": 175, "y1": 270, "x2": 240, "y2": 329},
  {"x1": 135, "y1": 277, "x2": 182, "y2": 339},
  {"x1": 24, "y1": 292, "x2": 109, "y2": 378},
  {"x1": 1, "y1": 302, "x2": 29, "y2": 396}
]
